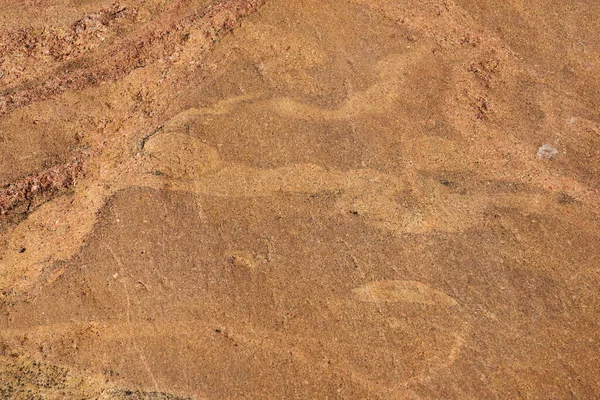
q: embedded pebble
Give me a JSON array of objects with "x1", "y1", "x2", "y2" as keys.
[{"x1": 537, "y1": 144, "x2": 558, "y2": 160}]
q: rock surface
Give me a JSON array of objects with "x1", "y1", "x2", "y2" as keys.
[{"x1": 1, "y1": 0, "x2": 599, "y2": 398}]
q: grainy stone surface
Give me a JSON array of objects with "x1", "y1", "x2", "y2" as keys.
[{"x1": 0, "y1": 0, "x2": 599, "y2": 398}]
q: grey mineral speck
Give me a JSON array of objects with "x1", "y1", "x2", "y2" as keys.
[{"x1": 537, "y1": 144, "x2": 558, "y2": 160}]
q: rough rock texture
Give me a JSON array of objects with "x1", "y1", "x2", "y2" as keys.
[{"x1": 0, "y1": 0, "x2": 599, "y2": 398}]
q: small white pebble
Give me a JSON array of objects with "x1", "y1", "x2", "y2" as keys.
[{"x1": 537, "y1": 144, "x2": 558, "y2": 160}]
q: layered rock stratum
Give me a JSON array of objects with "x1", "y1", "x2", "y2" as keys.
[{"x1": 1, "y1": 0, "x2": 599, "y2": 398}]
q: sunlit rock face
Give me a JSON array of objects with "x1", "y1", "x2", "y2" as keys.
[{"x1": 1, "y1": 0, "x2": 599, "y2": 398}]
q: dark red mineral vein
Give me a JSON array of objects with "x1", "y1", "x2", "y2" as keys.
[{"x1": 0, "y1": 154, "x2": 87, "y2": 216}]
